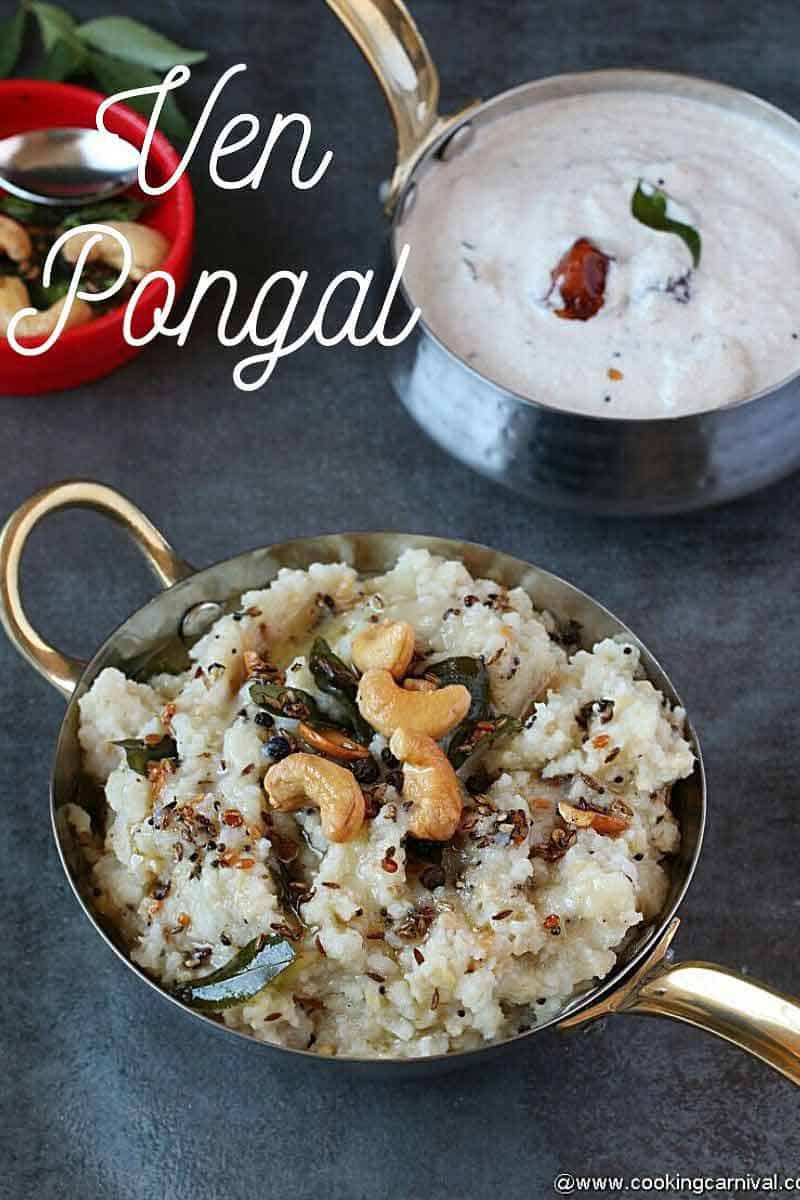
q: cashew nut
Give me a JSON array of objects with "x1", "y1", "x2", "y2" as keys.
[
  {"x1": 0, "y1": 276, "x2": 30, "y2": 335},
  {"x1": 356, "y1": 668, "x2": 470, "y2": 739},
  {"x1": 0, "y1": 215, "x2": 33, "y2": 267},
  {"x1": 389, "y1": 729, "x2": 463, "y2": 841},
  {"x1": 351, "y1": 620, "x2": 415, "y2": 679},
  {"x1": 264, "y1": 752, "x2": 365, "y2": 842},
  {"x1": 16, "y1": 295, "x2": 92, "y2": 337},
  {"x1": 557, "y1": 800, "x2": 628, "y2": 838},
  {"x1": 62, "y1": 221, "x2": 169, "y2": 282},
  {"x1": 0, "y1": 277, "x2": 92, "y2": 338}
]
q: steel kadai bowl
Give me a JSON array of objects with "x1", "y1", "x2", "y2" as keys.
[
  {"x1": 327, "y1": 0, "x2": 800, "y2": 515},
  {"x1": 1, "y1": 480, "x2": 799, "y2": 1080}
]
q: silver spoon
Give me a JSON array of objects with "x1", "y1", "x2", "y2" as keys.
[{"x1": 0, "y1": 127, "x2": 140, "y2": 207}]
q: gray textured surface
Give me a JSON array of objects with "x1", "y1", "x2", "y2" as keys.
[{"x1": 1, "y1": 1, "x2": 799, "y2": 1196}]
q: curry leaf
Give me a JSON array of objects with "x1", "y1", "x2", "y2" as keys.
[
  {"x1": 249, "y1": 681, "x2": 323, "y2": 723},
  {"x1": 424, "y1": 656, "x2": 490, "y2": 767},
  {"x1": 0, "y1": 194, "x2": 64, "y2": 225},
  {"x1": 177, "y1": 935, "x2": 295, "y2": 1012},
  {"x1": 424, "y1": 655, "x2": 489, "y2": 704},
  {"x1": 30, "y1": 1, "x2": 75, "y2": 47},
  {"x1": 36, "y1": 34, "x2": 86, "y2": 80},
  {"x1": 30, "y1": 2, "x2": 87, "y2": 78},
  {"x1": 113, "y1": 734, "x2": 178, "y2": 776},
  {"x1": 0, "y1": 5, "x2": 28, "y2": 79},
  {"x1": 449, "y1": 713, "x2": 522, "y2": 770},
  {"x1": 87, "y1": 52, "x2": 191, "y2": 143},
  {"x1": 309, "y1": 638, "x2": 373, "y2": 745},
  {"x1": 28, "y1": 277, "x2": 70, "y2": 307},
  {"x1": 59, "y1": 196, "x2": 145, "y2": 229},
  {"x1": 309, "y1": 638, "x2": 360, "y2": 698},
  {"x1": 631, "y1": 180, "x2": 702, "y2": 268},
  {"x1": 78, "y1": 16, "x2": 206, "y2": 71}
]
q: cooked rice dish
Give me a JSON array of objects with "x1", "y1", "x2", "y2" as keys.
[{"x1": 70, "y1": 549, "x2": 694, "y2": 1058}]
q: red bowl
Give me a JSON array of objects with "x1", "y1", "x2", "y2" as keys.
[{"x1": 0, "y1": 80, "x2": 194, "y2": 395}]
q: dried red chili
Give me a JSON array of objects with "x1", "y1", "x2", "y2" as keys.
[{"x1": 549, "y1": 237, "x2": 611, "y2": 321}]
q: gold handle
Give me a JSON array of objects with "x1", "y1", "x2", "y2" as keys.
[
  {"x1": 560, "y1": 919, "x2": 800, "y2": 1086},
  {"x1": 325, "y1": 0, "x2": 478, "y2": 211},
  {"x1": 0, "y1": 480, "x2": 193, "y2": 700}
]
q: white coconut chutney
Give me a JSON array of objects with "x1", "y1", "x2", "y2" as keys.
[{"x1": 398, "y1": 90, "x2": 800, "y2": 418}]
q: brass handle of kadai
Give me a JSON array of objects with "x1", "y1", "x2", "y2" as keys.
[
  {"x1": 0, "y1": 480, "x2": 194, "y2": 700},
  {"x1": 560, "y1": 919, "x2": 800, "y2": 1086},
  {"x1": 325, "y1": 0, "x2": 478, "y2": 212}
]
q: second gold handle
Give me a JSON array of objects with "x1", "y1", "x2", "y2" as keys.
[
  {"x1": 627, "y1": 960, "x2": 800, "y2": 1086},
  {"x1": 0, "y1": 480, "x2": 193, "y2": 699},
  {"x1": 560, "y1": 919, "x2": 800, "y2": 1086}
]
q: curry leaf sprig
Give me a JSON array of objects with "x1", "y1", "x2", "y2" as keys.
[
  {"x1": 631, "y1": 180, "x2": 702, "y2": 268},
  {"x1": 0, "y1": 2, "x2": 208, "y2": 143}
]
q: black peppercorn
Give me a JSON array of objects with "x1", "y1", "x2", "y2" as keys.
[
  {"x1": 254, "y1": 711, "x2": 274, "y2": 729},
  {"x1": 263, "y1": 735, "x2": 291, "y2": 761},
  {"x1": 351, "y1": 756, "x2": 380, "y2": 784}
]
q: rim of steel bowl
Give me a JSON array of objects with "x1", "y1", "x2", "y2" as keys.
[{"x1": 386, "y1": 66, "x2": 800, "y2": 427}]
